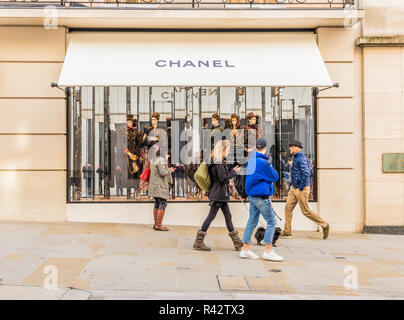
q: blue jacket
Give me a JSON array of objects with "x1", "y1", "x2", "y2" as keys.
[
  {"x1": 291, "y1": 151, "x2": 311, "y2": 190},
  {"x1": 245, "y1": 151, "x2": 279, "y2": 197}
]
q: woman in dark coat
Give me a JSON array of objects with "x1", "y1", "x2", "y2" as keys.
[{"x1": 193, "y1": 139, "x2": 243, "y2": 251}]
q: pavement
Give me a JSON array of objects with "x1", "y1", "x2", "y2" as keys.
[{"x1": 1, "y1": 221, "x2": 404, "y2": 300}]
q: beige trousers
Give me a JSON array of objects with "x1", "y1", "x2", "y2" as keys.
[{"x1": 284, "y1": 186, "x2": 328, "y2": 235}]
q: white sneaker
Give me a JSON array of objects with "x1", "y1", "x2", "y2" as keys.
[
  {"x1": 262, "y1": 250, "x2": 284, "y2": 262},
  {"x1": 240, "y1": 250, "x2": 259, "y2": 260}
]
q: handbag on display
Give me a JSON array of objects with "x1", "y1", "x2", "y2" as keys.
[
  {"x1": 127, "y1": 157, "x2": 140, "y2": 174},
  {"x1": 140, "y1": 166, "x2": 150, "y2": 182}
]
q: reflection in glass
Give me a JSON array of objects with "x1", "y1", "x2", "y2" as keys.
[{"x1": 68, "y1": 86, "x2": 317, "y2": 202}]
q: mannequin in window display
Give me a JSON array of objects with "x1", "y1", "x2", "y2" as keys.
[
  {"x1": 229, "y1": 114, "x2": 245, "y2": 167},
  {"x1": 209, "y1": 113, "x2": 223, "y2": 156},
  {"x1": 146, "y1": 112, "x2": 168, "y2": 153},
  {"x1": 210, "y1": 113, "x2": 223, "y2": 134},
  {"x1": 244, "y1": 112, "x2": 263, "y2": 154},
  {"x1": 124, "y1": 115, "x2": 146, "y2": 199}
]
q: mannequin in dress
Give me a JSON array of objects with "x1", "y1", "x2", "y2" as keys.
[
  {"x1": 146, "y1": 112, "x2": 168, "y2": 157},
  {"x1": 210, "y1": 113, "x2": 223, "y2": 153},
  {"x1": 229, "y1": 114, "x2": 244, "y2": 166},
  {"x1": 124, "y1": 115, "x2": 145, "y2": 199},
  {"x1": 244, "y1": 112, "x2": 263, "y2": 154}
]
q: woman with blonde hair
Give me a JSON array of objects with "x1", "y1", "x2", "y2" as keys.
[{"x1": 193, "y1": 139, "x2": 243, "y2": 251}]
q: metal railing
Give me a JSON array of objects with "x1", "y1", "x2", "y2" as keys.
[{"x1": 0, "y1": 0, "x2": 359, "y2": 9}]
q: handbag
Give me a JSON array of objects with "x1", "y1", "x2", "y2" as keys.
[
  {"x1": 193, "y1": 162, "x2": 211, "y2": 192},
  {"x1": 233, "y1": 173, "x2": 247, "y2": 200},
  {"x1": 140, "y1": 166, "x2": 150, "y2": 182},
  {"x1": 127, "y1": 157, "x2": 140, "y2": 174}
]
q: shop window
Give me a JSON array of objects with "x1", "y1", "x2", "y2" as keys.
[{"x1": 67, "y1": 86, "x2": 317, "y2": 202}]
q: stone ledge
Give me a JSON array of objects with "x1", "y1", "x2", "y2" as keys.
[{"x1": 356, "y1": 36, "x2": 404, "y2": 47}]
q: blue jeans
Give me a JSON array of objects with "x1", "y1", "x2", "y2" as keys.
[{"x1": 242, "y1": 196, "x2": 277, "y2": 245}]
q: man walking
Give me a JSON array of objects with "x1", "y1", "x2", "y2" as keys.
[
  {"x1": 240, "y1": 138, "x2": 284, "y2": 261},
  {"x1": 281, "y1": 140, "x2": 330, "y2": 239}
]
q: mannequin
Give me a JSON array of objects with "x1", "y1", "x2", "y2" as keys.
[
  {"x1": 210, "y1": 113, "x2": 223, "y2": 152},
  {"x1": 211, "y1": 113, "x2": 222, "y2": 133},
  {"x1": 146, "y1": 112, "x2": 168, "y2": 157},
  {"x1": 229, "y1": 114, "x2": 244, "y2": 166},
  {"x1": 244, "y1": 112, "x2": 263, "y2": 154},
  {"x1": 124, "y1": 114, "x2": 145, "y2": 199}
]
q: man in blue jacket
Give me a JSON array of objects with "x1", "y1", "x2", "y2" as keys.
[
  {"x1": 281, "y1": 140, "x2": 330, "y2": 239},
  {"x1": 240, "y1": 138, "x2": 284, "y2": 261}
]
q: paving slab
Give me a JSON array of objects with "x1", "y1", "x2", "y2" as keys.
[
  {"x1": 0, "y1": 285, "x2": 90, "y2": 300},
  {"x1": 1, "y1": 222, "x2": 404, "y2": 300}
]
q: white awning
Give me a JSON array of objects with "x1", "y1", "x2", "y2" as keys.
[{"x1": 58, "y1": 32, "x2": 332, "y2": 87}]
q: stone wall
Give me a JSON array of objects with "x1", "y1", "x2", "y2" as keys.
[{"x1": 0, "y1": 26, "x2": 67, "y2": 221}]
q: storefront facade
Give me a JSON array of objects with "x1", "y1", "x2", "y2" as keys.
[{"x1": 0, "y1": 0, "x2": 403, "y2": 233}]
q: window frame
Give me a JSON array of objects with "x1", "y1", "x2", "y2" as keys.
[{"x1": 65, "y1": 86, "x2": 319, "y2": 203}]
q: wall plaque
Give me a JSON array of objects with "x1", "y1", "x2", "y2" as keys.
[{"x1": 382, "y1": 153, "x2": 404, "y2": 173}]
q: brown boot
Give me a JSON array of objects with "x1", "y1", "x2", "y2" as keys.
[
  {"x1": 155, "y1": 209, "x2": 169, "y2": 231},
  {"x1": 193, "y1": 230, "x2": 211, "y2": 251},
  {"x1": 228, "y1": 230, "x2": 243, "y2": 251},
  {"x1": 153, "y1": 208, "x2": 158, "y2": 230}
]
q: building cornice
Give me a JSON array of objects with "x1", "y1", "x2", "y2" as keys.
[{"x1": 0, "y1": 8, "x2": 364, "y2": 29}]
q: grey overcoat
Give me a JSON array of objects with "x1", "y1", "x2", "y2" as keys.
[{"x1": 149, "y1": 157, "x2": 172, "y2": 200}]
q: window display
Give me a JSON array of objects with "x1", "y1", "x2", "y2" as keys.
[{"x1": 67, "y1": 86, "x2": 317, "y2": 202}]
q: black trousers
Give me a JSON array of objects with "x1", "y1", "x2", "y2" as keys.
[{"x1": 201, "y1": 202, "x2": 234, "y2": 233}]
